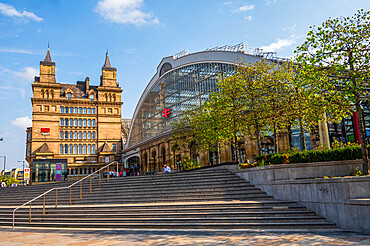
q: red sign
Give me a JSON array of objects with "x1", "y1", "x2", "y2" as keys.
[
  {"x1": 24, "y1": 168, "x2": 30, "y2": 173},
  {"x1": 41, "y1": 128, "x2": 50, "y2": 133},
  {"x1": 162, "y1": 108, "x2": 170, "y2": 117}
]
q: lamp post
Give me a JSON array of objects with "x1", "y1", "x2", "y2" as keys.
[
  {"x1": 17, "y1": 161, "x2": 25, "y2": 185},
  {"x1": 0, "y1": 156, "x2": 6, "y2": 175}
]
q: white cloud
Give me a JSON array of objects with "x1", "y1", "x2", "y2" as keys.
[
  {"x1": 243, "y1": 16, "x2": 253, "y2": 21},
  {"x1": 95, "y1": 0, "x2": 159, "y2": 26},
  {"x1": 283, "y1": 24, "x2": 296, "y2": 32},
  {"x1": 223, "y1": 1, "x2": 233, "y2": 4},
  {"x1": 0, "y1": 47, "x2": 39, "y2": 55},
  {"x1": 11, "y1": 116, "x2": 32, "y2": 129},
  {"x1": 0, "y1": 3, "x2": 43, "y2": 22},
  {"x1": 260, "y1": 36, "x2": 296, "y2": 52},
  {"x1": 235, "y1": 4, "x2": 254, "y2": 12},
  {"x1": 13, "y1": 67, "x2": 38, "y2": 82}
]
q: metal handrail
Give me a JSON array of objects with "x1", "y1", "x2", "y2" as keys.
[{"x1": 12, "y1": 161, "x2": 119, "y2": 229}]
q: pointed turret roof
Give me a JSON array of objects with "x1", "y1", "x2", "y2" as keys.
[
  {"x1": 98, "y1": 141, "x2": 112, "y2": 153},
  {"x1": 44, "y1": 47, "x2": 52, "y2": 62},
  {"x1": 103, "y1": 52, "x2": 111, "y2": 68},
  {"x1": 33, "y1": 143, "x2": 52, "y2": 154}
]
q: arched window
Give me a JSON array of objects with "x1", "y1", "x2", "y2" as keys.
[
  {"x1": 78, "y1": 144, "x2": 82, "y2": 154},
  {"x1": 69, "y1": 131, "x2": 73, "y2": 139},
  {"x1": 92, "y1": 132, "x2": 96, "y2": 139},
  {"x1": 88, "y1": 108, "x2": 91, "y2": 114},
  {"x1": 59, "y1": 144, "x2": 63, "y2": 154},
  {"x1": 74, "y1": 131, "x2": 77, "y2": 139},
  {"x1": 88, "y1": 132, "x2": 91, "y2": 139},
  {"x1": 92, "y1": 108, "x2": 96, "y2": 114},
  {"x1": 74, "y1": 119, "x2": 77, "y2": 126},
  {"x1": 83, "y1": 119, "x2": 87, "y2": 127},
  {"x1": 60, "y1": 131, "x2": 63, "y2": 139},
  {"x1": 73, "y1": 144, "x2": 77, "y2": 154},
  {"x1": 92, "y1": 144, "x2": 96, "y2": 154},
  {"x1": 64, "y1": 144, "x2": 68, "y2": 154},
  {"x1": 83, "y1": 131, "x2": 87, "y2": 139},
  {"x1": 60, "y1": 118, "x2": 64, "y2": 126},
  {"x1": 69, "y1": 119, "x2": 73, "y2": 126},
  {"x1": 90, "y1": 94, "x2": 94, "y2": 101},
  {"x1": 83, "y1": 144, "x2": 87, "y2": 154},
  {"x1": 79, "y1": 119, "x2": 82, "y2": 127},
  {"x1": 60, "y1": 107, "x2": 64, "y2": 113},
  {"x1": 65, "y1": 118, "x2": 68, "y2": 126},
  {"x1": 88, "y1": 144, "x2": 91, "y2": 154},
  {"x1": 83, "y1": 108, "x2": 87, "y2": 114},
  {"x1": 65, "y1": 131, "x2": 68, "y2": 139},
  {"x1": 74, "y1": 107, "x2": 77, "y2": 114},
  {"x1": 65, "y1": 107, "x2": 69, "y2": 113},
  {"x1": 79, "y1": 131, "x2": 82, "y2": 139},
  {"x1": 92, "y1": 119, "x2": 95, "y2": 127},
  {"x1": 67, "y1": 93, "x2": 71, "y2": 100},
  {"x1": 79, "y1": 107, "x2": 82, "y2": 114},
  {"x1": 69, "y1": 144, "x2": 73, "y2": 154},
  {"x1": 88, "y1": 119, "x2": 91, "y2": 127}
]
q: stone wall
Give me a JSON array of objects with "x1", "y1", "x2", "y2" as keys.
[{"x1": 210, "y1": 160, "x2": 370, "y2": 234}]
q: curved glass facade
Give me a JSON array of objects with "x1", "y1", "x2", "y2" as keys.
[{"x1": 128, "y1": 62, "x2": 236, "y2": 147}]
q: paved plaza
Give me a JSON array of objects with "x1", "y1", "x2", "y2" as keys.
[{"x1": 0, "y1": 228, "x2": 369, "y2": 245}]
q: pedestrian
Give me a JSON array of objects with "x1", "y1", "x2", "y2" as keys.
[{"x1": 1, "y1": 180, "x2": 6, "y2": 188}]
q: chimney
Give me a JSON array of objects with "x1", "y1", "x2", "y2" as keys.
[{"x1": 85, "y1": 77, "x2": 89, "y2": 93}]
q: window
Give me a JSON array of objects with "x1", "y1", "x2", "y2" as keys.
[
  {"x1": 60, "y1": 107, "x2": 64, "y2": 113},
  {"x1": 112, "y1": 144, "x2": 117, "y2": 152},
  {"x1": 74, "y1": 119, "x2": 77, "y2": 126},
  {"x1": 69, "y1": 144, "x2": 73, "y2": 154},
  {"x1": 78, "y1": 144, "x2": 82, "y2": 154},
  {"x1": 88, "y1": 108, "x2": 91, "y2": 114},
  {"x1": 92, "y1": 119, "x2": 95, "y2": 127},
  {"x1": 60, "y1": 131, "x2": 63, "y2": 139},
  {"x1": 73, "y1": 144, "x2": 77, "y2": 154},
  {"x1": 74, "y1": 107, "x2": 77, "y2": 114},
  {"x1": 83, "y1": 144, "x2": 87, "y2": 154},
  {"x1": 92, "y1": 108, "x2": 96, "y2": 114},
  {"x1": 78, "y1": 119, "x2": 82, "y2": 127},
  {"x1": 65, "y1": 131, "x2": 68, "y2": 139},
  {"x1": 83, "y1": 108, "x2": 87, "y2": 114},
  {"x1": 92, "y1": 132, "x2": 96, "y2": 139},
  {"x1": 74, "y1": 131, "x2": 77, "y2": 139},
  {"x1": 79, "y1": 131, "x2": 82, "y2": 139},
  {"x1": 69, "y1": 131, "x2": 73, "y2": 139},
  {"x1": 79, "y1": 107, "x2": 82, "y2": 114},
  {"x1": 83, "y1": 131, "x2": 87, "y2": 139},
  {"x1": 92, "y1": 144, "x2": 96, "y2": 154},
  {"x1": 83, "y1": 119, "x2": 87, "y2": 127},
  {"x1": 69, "y1": 119, "x2": 73, "y2": 126},
  {"x1": 65, "y1": 107, "x2": 69, "y2": 113},
  {"x1": 88, "y1": 144, "x2": 91, "y2": 154},
  {"x1": 64, "y1": 144, "x2": 68, "y2": 154},
  {"x1": 65, "y1": 119, "x2": 68, "y2": 126},
  {"x1": 90, "y1": 94, "x2": 94, "y2": 101},
  {"x1": 59, "y1": 144, "x2": 63, "y2": 154},
  {"x1": 88, "y1": 132, "x2": 91, "y2": 139},
  {"x1": 67, "y1": 93, "x2": 71, "y2": 100},
  {"x1": 88, "y1": 119, "x2": 91, "y2": 127},
  {"x1": 60, "y1": 118, "x2": 64, "y2": 126}
]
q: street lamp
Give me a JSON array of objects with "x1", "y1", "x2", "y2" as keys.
[{"x1": 0, "y1": 156, "x2": 6, "y2": 174}]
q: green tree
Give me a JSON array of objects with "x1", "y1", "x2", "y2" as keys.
[{"x1": 295, "y1": 9, "x2": 370, "y2": 174}]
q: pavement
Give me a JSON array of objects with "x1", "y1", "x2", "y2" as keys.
[{"x1": 0, "y1": 228, "x2": 369, "y2": 245}]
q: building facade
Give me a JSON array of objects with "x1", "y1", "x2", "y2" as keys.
[{"x1": 26, "y1": 48, "x2": 123, "y2": 183}]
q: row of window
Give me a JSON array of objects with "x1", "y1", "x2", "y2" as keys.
[
  {"x1": 60, "y1": 118, "x2": 96, "y2": 127},
  {"x1": 66, "y1": 93, "x2": 94, "y2": 101},
  {"x1": 60, "y1": 107, "x2": 96, "y2": 114},
  {"x1": 59, "y1": 144, "x2": 96, "y2": 155},
  {"x1": 60, "y1": 131, "x2": 96, "y2": 140}
]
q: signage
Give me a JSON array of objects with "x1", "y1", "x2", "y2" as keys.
[
  {"x1": 41, "y1": 128, "x2": 50, "y2": 135},
  {"x1": 56, "y1": 163, "x2": 62, "y2": 181},
  {"x1": 162, "y1": 108, "x2": 171, "y2": 118},
  {"x1": 24, "y1": 168, "x2": 30, "y2": 180}
]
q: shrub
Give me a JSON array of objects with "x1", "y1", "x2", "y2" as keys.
[{"x1": 182, "y1": 156, "x2": 201, "y2": 170}]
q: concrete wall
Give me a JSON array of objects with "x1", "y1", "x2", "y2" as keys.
[{"x1": 211, "y1": 160, "x2": 370, "y2": 234}]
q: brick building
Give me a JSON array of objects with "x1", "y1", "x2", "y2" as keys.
[{"x1": 26, "y1": 48, "x2": 123, "y2": 183}]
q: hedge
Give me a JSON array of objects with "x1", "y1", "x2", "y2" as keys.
[{"x1": 254, "y1": 145, "x2": 370, "y2": 165}]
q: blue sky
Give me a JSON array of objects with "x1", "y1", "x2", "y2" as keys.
[{"x1": 0, "y1": 0, "x2": 368, "y2": 170}]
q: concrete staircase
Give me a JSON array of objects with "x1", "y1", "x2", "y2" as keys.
[{"x1": 0, "y1": 168, "x2": 338, "y2": 230}]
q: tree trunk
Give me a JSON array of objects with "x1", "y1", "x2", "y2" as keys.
[
  {"x1": 355, "y1": 99, "x2": 369, "y2": 175},
  {"x1": 287, "y1": 123, "x2": 292, "y2": 151},
  {"x1": 299, "y1": 117, "x2": 307, "y2": 151},
  {"x1": 255, "y1": 116, "x2": 261, "y2": 156},
  {"x1": 233, "y1": 118, "x2": 239, "y2": 163},
  {"x1": 273, "y1": 122, "x2": 278, "y2": 153}
]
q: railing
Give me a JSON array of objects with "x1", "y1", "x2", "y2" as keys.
[{"x1": 12, "y1": 161, "x2": 119, "y2": 229}]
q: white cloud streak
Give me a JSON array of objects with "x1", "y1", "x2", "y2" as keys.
[
  {"x1": 235, "y1": 4, "x2": 254, "y2": 12},
  {"x1": 95, "y1": 0, "x2": 159, "y2": 26},
  {"x1": 0, "y1": 3, "x2": 43, "y2": 22},
  {"x1": 243, "y1": 16, "x2": 253, "y2": 21},
  {"x1": 260, "y1": 37, "x2": 296, "y2": 52},
  {"x1": 11, "y1": 116, "x2": 32, "y2": 129}
]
